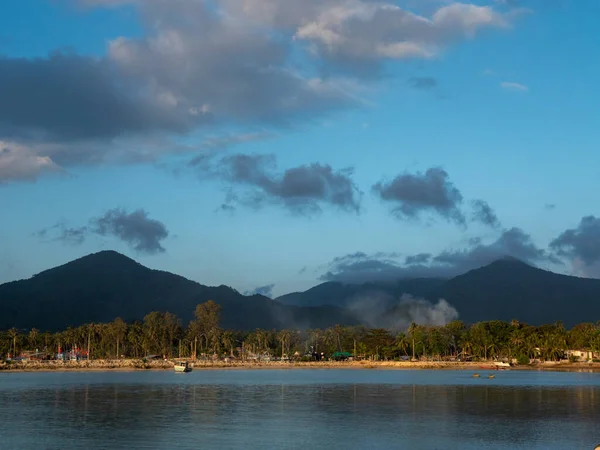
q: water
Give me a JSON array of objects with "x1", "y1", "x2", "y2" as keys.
[{"x1": 0, "y1": 369, "x2": 599, "y2": 449}]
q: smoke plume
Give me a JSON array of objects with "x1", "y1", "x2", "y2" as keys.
[{"x1": 347, "y1": 292, "x2": 459, "y2": 331}]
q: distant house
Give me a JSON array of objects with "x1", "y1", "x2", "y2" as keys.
[
  {"x1": 565, "y1": 350, "x2": 598, "y2": 362},
  {"x1": 21, "y1": 351, "x2": 49, "y2": 361},
  {"x1": 56, "y1": 346, "x2": 89, "y2": 361}
]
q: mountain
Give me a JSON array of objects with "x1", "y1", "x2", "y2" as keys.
[
  {"x1": 433, "y1": 258, "x2": 600, "y2": 328},
  {"x1": 0, "y1": 251, "x2": 359, "y2": 331},
  {"x1": 276, "y1": 278, "x2": 446, "y2": 308},
  {"x1": 3, "y1": 252, "x2": 599, "y2": 331},
  {"x1": 277, "y1": 258, "x2": 600, "y2": 328}
]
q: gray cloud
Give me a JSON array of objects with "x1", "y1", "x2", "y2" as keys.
[
  {"x1": 244, "y1": 284, "x2": 276, "y2": 298},
  {"x1": 1, "y1": 0, "x2": 522, "y2": 182},
  {"x1": 35, "y1": 222, "x2": 88, "y2": 246},
  {"x1": 0, "y1": 142, "x2": 63, "y2": 183},
  {"x1": 373, "y1": 167, "x2": 465, "y2": 224},
  {"x1": 207, "y1": 153, "x2": 361, "y2": 214},
  {"x1": 433, "y1": 227, "x2": 553, "y2": 269},
  {"x1": 0, "y1": 1, "x2": 359, "y2": 182},
  {"x1": 321, "y1": 228, "x2": 553, "y2": 283},
  {"x1": 408, "y1": 77, "x2": 438, "y2": 90},
  {"x1": 471, "y1": 199, "x2": 501, "y2": 228},
  {"x1": 405, "y1": 253, "x2": 431, "y2": 265},
  {"x1": 36, "y1": 208, "x2": 169, "y2": 254},
  {"x1": 0, "y1": 53, "x2": 186, "y2": 143},
  {"x1": 216, "y1": 203, "x2": 236, "y2": 214},
  {"x1": 194, "y1": 132, "x2": 275, "y2": 153},
  {"x1": 90, "y1": 209, "x2": 169, "y2": 254},
  {"x1": 550, "y1": 216, "x2": 600, "y2": 270}
]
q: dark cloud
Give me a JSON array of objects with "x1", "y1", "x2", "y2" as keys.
[
  {"x1": 0, "y1": 1, "x2": 359, "y2": 182},
  {"x1": 90, "y1": 209, "x2": 169, "y2": 254},
  {"x1": 2, "y1": 0, "x2": 525, "y2": 183},
  {"x1": 208, "y1": 153, "x2": 361, "y2": 214},
  {"x1": 0, "y1": 53, "x2": 186, "y2": 142},
  {"x1": 216, "y1": 203, "x2": 236, "y2": 214},
  {"x1": 433, "y1": 227, "x2": 553, "y2": 269},
  {"x1": 35, "y1": 222, "x2": 88, "y2": 246},
  {"x1": 550, "y1": 216, "x2": 600, "y2": 269},
  {"x1": 244, "y1": 284, "x2": 276, "y2": 298},
  {"x1": 408, "y1": 77, "x2": 438, "y2": 90},
  {"x1": 471, "y1": 199, "x2": 501, "y2": 228},
  {"x1": 35, "y1": 209, "x2": 169, "y2": 254},
  {"x1": 373, "y1": 167, "x2": 464, "y2": 224},
  {"x1": 320, "y1": 228, "x2": 553, "y2": 283},
  {"x1": 405, "y1": 253, "x2": 431, "y2": 265}
]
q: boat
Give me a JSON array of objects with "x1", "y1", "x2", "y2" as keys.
[
  {"x1": 174, "y1": 361, "x2": 193, "y2": 373},
  {"x1": 479, "y1": 362, "x2": 511, "y2": 370}
]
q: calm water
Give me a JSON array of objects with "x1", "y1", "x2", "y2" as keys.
[{"x1": 0, "y1": 369, "x2": 599, "y2": 449}]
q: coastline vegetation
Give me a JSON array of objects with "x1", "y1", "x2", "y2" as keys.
[{"x1": 2, "y1": 301, "x2": 600, "y2": 364}]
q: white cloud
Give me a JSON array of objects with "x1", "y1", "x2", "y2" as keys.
[
  {"x1": 0, "y1": 141, "x2": 63, "y2": 183},
  {"x1": 0, "y1": 1, "x2": 524, "y2": 183},
  {"x1": 500, "y1": 81, "x2": 529, "y2": 92},
  {"x1": 293, "y1": 2, "x2": 509, "y2": 71}
]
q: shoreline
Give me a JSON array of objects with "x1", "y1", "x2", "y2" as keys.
[{"x1": 2, "y1": 359, "x2": 600, "y2": 373}]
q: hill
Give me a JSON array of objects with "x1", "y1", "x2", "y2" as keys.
[
  {"x1": 0, "y1": 251, "x2": 359, "y2": 331},
  {"x1": 433, "y1": 258, "x2": 600, "y2": 328},
  {"x1": 276, "y1": 278, "x2": 446, "y2": 308},
  {"x1": 277, "y1": 258, "x2": 600, "y2": 328},
  {"x1": 3, "y1": 252, "x2": 599, "y2": 331}
]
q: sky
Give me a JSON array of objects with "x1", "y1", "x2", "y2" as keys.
[{"x1": 1, "y1": 0, "x2": 600, "y2": 298}]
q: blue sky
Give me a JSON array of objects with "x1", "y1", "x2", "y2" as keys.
[{"x1": 1, "y1": 0, "x2": 599, "y2": 297}]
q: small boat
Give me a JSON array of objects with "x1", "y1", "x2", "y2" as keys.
[
  {"x1": 480, "y1": 362, "x2": 510, "y2": 370},
  {"x1": 174, "y1": 361, "x2": 192, "y2": 373},
  {"x1": 488, "y1": 374, "x2": 495, "y2": 379},
  {"x1": 473, "y1": 373, "x2": 480, "y2": 378}
]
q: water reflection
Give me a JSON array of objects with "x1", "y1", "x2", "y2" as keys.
[{"x1": 0, "y1": 370, "x2": 598, "y2": 449}]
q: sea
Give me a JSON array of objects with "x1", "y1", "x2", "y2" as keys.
[{"x1": 0, "y1": 369, "x2": 599, "y2": 449}]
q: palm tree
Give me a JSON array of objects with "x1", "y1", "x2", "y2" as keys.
[
  {"x1": 408, "y1": 322, "x2": 419, "y2": 360},
  {"x1": 395, "y1": 333, "x2": 410, "y2": 357},
  {"x1": 7, "y1": 328, "x2": 18, "y2": 357},
  {"x1": 277, "y1": 330, "x2": 291, "y2": 359},
  {"x1": 221, "y1": 331, "x2": 235, "y2": 357},
  {"x1": 28, "y1": 328, "x2": 40, "y2": 351},
  {"x1": 111, "y1": 318, "x2": 128, "y2": 359},
  {"x1": 333, "y1": 325, "x2": 344, "y2": 352},
  {"x1": 510, "y1": 329, "x2": 525, "y2": 356},
  {"x1": 164, "y1": 312, "x2": 180, "y2": 358}
]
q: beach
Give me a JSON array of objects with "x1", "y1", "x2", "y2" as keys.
[{"x1": 2, "y1": 359, "x2": 600, "y2": 372}]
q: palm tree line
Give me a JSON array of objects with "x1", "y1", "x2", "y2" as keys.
[{"x1": 2, "y1": 301, "x2": 600, "y2": 362}]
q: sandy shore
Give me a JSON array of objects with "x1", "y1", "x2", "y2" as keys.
[{"x1": 2, "y1": 359, "x2": 600, "y2": 373}]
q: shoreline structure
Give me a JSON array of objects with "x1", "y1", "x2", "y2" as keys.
[{"x1": 2, "y1": 359, "x2": 600, "y2": 373}]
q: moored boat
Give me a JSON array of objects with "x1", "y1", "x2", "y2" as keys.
[
  {"x1": 479, "y1": 362, "x2": 510, "y2": 370},
  {"x1": 174, "y1": 361, "x2": 192, "y2": 373}
]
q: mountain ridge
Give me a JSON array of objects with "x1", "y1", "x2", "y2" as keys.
[
  {"x1": 2, "y1": 251, "x2": 600, "y2": 330},
  {"x1": 0, "y1": 251, "x2": 360, "y2": 331}
]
